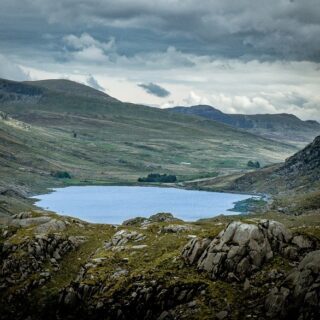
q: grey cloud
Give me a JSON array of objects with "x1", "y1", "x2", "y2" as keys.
[
  {"x1": 86, "y1": 75, "x2": 105, "y2": 92},
  {"x1": 0, "y1": 54, "x2": 30, "y2": 81},
  {"x1": 1, "y1": 0, "x2": 320, "y2": 62},
  {"x1": 138, "y1": 82, "x2": 170, "y2": 97}
]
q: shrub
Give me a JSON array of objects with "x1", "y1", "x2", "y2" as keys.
[
  {"x1": 247, "y1": 160, "x2": 260, "y2": 169},
  {"x1": 138, "y1": 173, "x2": 177, "y2": 183},
  {"x1": 51, "y1": 171, "x2": 71, "y2": 179}
]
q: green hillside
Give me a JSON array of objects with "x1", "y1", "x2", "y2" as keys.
[{"x1": 0, "y1": 78, "x2": 298, "y2": 214}]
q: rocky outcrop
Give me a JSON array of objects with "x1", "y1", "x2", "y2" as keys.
[
  {"x1": 104, "y1": 229, "x2": 146, "y2": 251},
  {"x1": 182, "y1": 220, "x2": 315, "y2": 280},
  {"x1": 265, "y1": 250, "x2": 320, "y2": 319},
  {"x1": 35, "y1": 219, "x2": 66, "y2": 234},
  {"x1": 9, "y1": 216, "x2": 51, "y2": 228},
  {"x1": 160, "y1": 224, "x2": 193, "y2": 233},
  {"x1": 59, "y1": 277, "x2": 205, "y2": 320},
  {"x1": 0, "y1": 234, "x2": 85, "y2": 295},
  {"x1": 123, "y1": 213, "x2": 181, "y2": 227}
]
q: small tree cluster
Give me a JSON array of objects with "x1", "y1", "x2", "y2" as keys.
[
  {"x1": 247, "y1": 160, "x2": 260, "y2": 169},
  {"x1": 138, "y1": 173, "x2": 177, "y2": 183},
  {"x1": 51, "y1": 171, "x2": 72, "y2": 179}
]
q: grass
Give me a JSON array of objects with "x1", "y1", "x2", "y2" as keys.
[{"x1": 0, "y1": 79, "x2": 297, "y2": 206}]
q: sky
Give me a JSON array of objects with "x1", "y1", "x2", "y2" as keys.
[{"x1": 0, "y1": 0, "x2": 319, "y2": 120}]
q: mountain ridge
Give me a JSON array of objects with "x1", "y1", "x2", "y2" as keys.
[{"x1": 169, "y1": 104, "x2": 320, "y2": 146}]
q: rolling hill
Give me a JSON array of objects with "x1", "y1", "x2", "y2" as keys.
[
  {"x1": 170, "y1": 105, "x2": 320, "y2": 147},
  {"x1": 0, "y1": 78, "x2": 298, "y2": 214}
]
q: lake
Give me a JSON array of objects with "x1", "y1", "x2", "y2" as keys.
[{"x1": 32, "y1": 186, "x2": 254, "y2": 224}]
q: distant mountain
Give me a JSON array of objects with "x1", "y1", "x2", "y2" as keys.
[{"x1": 169, "y1": 105, "x2": 320, "y2": 146}]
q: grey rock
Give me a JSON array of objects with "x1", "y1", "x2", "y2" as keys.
[
  {"x1": 161, "y1": 224, "x2": 193, "y2": 233},
  {"x1": 265, "y1": 250, "x2": 320, "y2": 318},
  {"x1": 182, "y1": 237, "x2": 211, "y2": 265},
  {"x1": 216, "y1": 310, "x2": 228, "y2": 319},
  {"x1": 292, "y1": 235, "x2": 313, "y2": 249},
  {"x1": 35, "y1": 219, "x2": 66, "y2": 234},
  {"x1": 10, "y1": 216, "x2": 51, "y2": 228},
  {"x1": 182, "y1": 220, "x2": 302, "y2": 281}
]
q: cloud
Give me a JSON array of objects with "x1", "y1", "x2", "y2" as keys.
[
  {"x1": 163, "y1": 90, "x2": 320, "y2": 121},
  {"x1": 0, "y1": 1, "x2": 319, "y2": 121},
  {"x1": 0, "y1": 54, "x2": 30, "y2": 81},
  {"x1": 138, "y1": 82, "x2": 170, "y2": 97},
  {"x1": 62, "y1": 33, "x2": 116, "y2": 62},
  {"x1": 86, "y1": 75, "x2": 105, "y2": 91},
  {"x1": 4, "y1": 0, "x2": 319, "y2": 62}
]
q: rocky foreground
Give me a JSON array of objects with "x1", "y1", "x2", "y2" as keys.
[{"x1": 0, "y1": 210, "x2": 319, "y2": 320}]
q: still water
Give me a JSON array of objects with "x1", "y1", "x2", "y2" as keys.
[{"x1": 33, "y1": 186, "x2": 253, "y2": 224}]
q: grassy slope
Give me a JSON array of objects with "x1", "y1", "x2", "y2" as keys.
[{"x1": 0, "y1": 79, "x2": 297, "y2": 206}]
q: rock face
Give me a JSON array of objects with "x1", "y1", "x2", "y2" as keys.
[
  {"x1": 0, "y1": 234, "x2": 85, "y2": 296},
  {"x1": 265, "y1": 250, "x2": 320, "y2": 319},
  {"x1": 59, "y1": 277, "x2": 204, "y2": 320},
  {"x1": 182, "y1": 220, "x2": 315, "y2": 280}
]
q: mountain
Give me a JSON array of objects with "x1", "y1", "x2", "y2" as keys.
[
  {"x1": 230, "y1": 135, "x2": 320, "y2": 193},
  {"x1": 185, "y1": 135, "x2": 320, "y2": 215},
  {"x1": 0, "y1": 78, "x2": 297, "y2": 214},
  {"x1": 169, "y1": 105, "x2": 320, "y2": 147},
  {"x1": 1, "y1": 79, "x2": 319, "y2": 320}
]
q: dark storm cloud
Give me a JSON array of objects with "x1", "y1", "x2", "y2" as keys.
[
  {"x1": 138, "y1": 83, "x2": 170, "y2": 97},
  {"x1": 1, "y1": 0, "x2": 320, "y2": 62}
]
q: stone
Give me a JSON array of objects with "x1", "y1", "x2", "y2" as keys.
[
  {"x1": 157, "y1": 311, "x2": 171, "y2": 320},
  {"x1": 188, "y1": 300, "x2": 197, "y2": 308},
  {"x1": 265, "y1": 250, "x2": 320, "y2": 318},
  {"x1": 161, "y1": 224, "x2": 193, "y2": 233},
  {"x1": 216, "y1": 310, "x2": 228, "y2": 319},
  {"x1": 243, "y1": 278, "x2": 250, "y2": 291},
  {"x1": 35, "y1": 219, "x2": 66, "y2": 234},
  {"x1": 182, "y1": 237, "x2": 211, "y2": 265},
  {"x1": 292, "y1": 235, "x2": 313, "y2": 249},
  {"x1": 182, "y1": 220, "x2": 303, "y2": 281},
  {"x1": 131, "y1": 245, "x2": 148, "y2": 250},
  {"x1": 10, "y1": 217, "x2": 51, "y2": 228}
]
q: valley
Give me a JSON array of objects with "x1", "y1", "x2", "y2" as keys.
[{"x1": 0, "y1": 78, "x2": 319, "y2": 320}]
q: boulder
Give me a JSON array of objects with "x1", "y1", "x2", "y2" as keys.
[
  {"x1": 196, "y1": 221, "x2": 273, "y2": 279},
  {"x1": 107, "y1": 229, "x2": 146, "y2": 248},
  {"x1": 182, "y1": 237, "x2": 211, "y2": 265},
  {"x1": 182, "y1": 220, "x2": 311, "y2": 281},
  {"x1": 264, "y1": 250, "x2": 320, "y2": 319},
  {"x1": 161, "y1": 224, "x2": 193, "y2": 233},
  {"x1": 35, "y1": 219, "x2": 66, "y2": 234},
  {"x1": 10, "y1": 216, "x2": 51, "y2": 228}
]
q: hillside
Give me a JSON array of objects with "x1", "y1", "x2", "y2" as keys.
[
  {"x1": 170, "y1": 105, "x2": 320, "y2": 147},
  {"x1": 0, "y1": 79, "x2": 319, "y2": 320},
  {"x1": 230, "y1": 135, "x2": 320, "y2": 194},
  {"x1": 0, "y1": 79, "x2": 298, "y2": 214},
  {"x1": 185, "y1": 135, "x2": 320, "y2": 215}
]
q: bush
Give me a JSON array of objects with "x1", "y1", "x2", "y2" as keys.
[
  {"x1": 247, "y1": 160, "x2": 260, "y2": 169},
  {"x1": 138, "y1": 173, "x2": 177, "y2": 183},
  {"x1": 51, "y1": 171, "x2": 71, "y2": 179}
]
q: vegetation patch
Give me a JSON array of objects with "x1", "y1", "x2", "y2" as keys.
[
  {"x1": 50, "y1": 171, "x2": 72, "y2": 179},
  {"x1": 138, "y1": 173, "x2": 177, "y2": 183}
]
